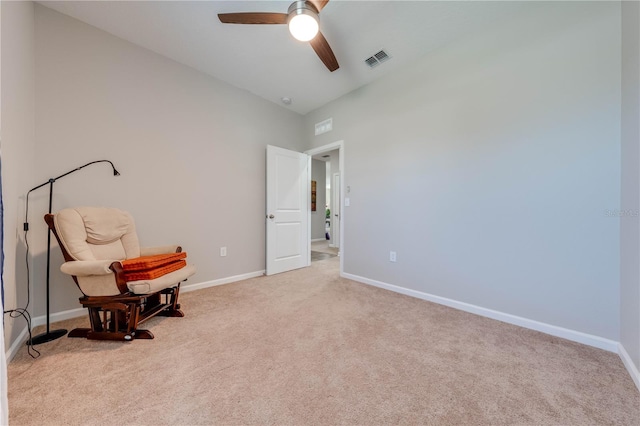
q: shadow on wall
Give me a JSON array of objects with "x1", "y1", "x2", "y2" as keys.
[{"x1": 31, "y1": 239, "x2": 83, "y2": 319}]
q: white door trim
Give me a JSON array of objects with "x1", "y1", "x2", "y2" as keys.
[
  {"x1": 331, "y1": 172, "x2": 340, "y2": 249},
  {"x1": 305, "y1": 141, "x2": 345, "y2": 276}
]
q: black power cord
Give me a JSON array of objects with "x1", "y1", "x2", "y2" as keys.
[{"x1": 3, "y1": 190, "x2": 40, "y2": 358}]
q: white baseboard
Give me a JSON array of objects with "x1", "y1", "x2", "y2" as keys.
[
  {"x1": 341, "y1": 272, "x2": 619, "y2": 353},
  {"x1": 28, "y1": 271, "x2": 266, "y2": 325},
  {"x1": 32, "y1": 307, "x2": 86, "y2": 328},
  {"x1": 311, "y1": 238, "x2": 326, "y2": 243},
  {"x1": 5, "y1": 325, "x2": 29, "y2": 363},
  {"x1": 30, "y1": 271, "x2": 265, "y2": 326},
  {"x1": 181, "y1": 270, "x2": 264, "y2": 293},
  {"x1": 6, "y1": 307, "x2": 86, "y2": 362},
  {"x1": 619, "y1": 343, "x2": 640, "y2": 392}
]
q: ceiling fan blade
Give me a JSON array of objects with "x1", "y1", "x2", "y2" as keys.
[
  {"x1": 307, "y1": 0, "x2": 330, "y2": 12},
  {"x1": 309, "y1": 31, "x2": 339, "y2": 72},
  {"x1": 218, "y1": 13, "x2": 288, "y2": 25}
]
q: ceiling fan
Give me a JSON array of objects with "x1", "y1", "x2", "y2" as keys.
[{"x1": 218, "y1": 0, "x2": 339, "y2": 72}]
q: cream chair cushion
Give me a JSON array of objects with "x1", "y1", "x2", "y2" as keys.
[
  {"x1": 55, "y1": 207, "x2": 140, "y2": 261},
  {"x1": 54, "y1": 206, "x2": 194, "y2": 297}
]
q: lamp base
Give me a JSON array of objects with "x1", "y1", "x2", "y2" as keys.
[{"x1": 26, "y1": 328, "x2": 68, "y2": 345}]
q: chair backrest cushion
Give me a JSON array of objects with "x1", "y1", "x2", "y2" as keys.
[{"x1": 54, "y1": 207, "x2": 141, "y2": 261}]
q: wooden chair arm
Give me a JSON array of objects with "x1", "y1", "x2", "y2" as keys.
[{"x1": 109, "y1": 262, "x2": 130, "y2": 294}]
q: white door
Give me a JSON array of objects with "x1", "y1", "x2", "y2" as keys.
[
  {"x1": 266, "y1": 145, "x2": 310, "y2": 275},
  {"x1": 331, "y1": 172, "x2": 340, "y2": 249}
]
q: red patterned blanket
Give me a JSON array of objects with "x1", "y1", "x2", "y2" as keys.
[
  {"x1": 121, "y1": 252, "x2": 187, "y2": 281},
  {"x1": 122, "y1": 252, "x2": 186, "y2": 270}
]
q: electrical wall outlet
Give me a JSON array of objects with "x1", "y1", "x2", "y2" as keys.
[
  {"x1": 389, "y1": 251, "x2": 397, "y2": 262},
  {"x1": 220, "y1": 247, "x2": 227, "y2": 257}
]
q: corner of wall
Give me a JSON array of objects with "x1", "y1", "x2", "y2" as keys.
[
  {"x1": 620, "y1": 0, "x2": 640, "y2": 385},
  {"x1": 619, "y1": 343, "x2": 640, "y2": 392}
]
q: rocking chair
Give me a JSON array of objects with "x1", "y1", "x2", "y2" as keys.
[{"x1": 46, "y1": 206, "x2": 196, "y2": 341}]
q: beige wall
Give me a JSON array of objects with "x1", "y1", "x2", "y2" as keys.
[
  {"x1": 1, "y1": 1, "x2": 36, "y2": 350},
  {"x1": 30, "y1": 5, "x2": 305, "y2": 317},
  {"x1": 305, "y1": 2, "x2": 622, "y2": 341}
]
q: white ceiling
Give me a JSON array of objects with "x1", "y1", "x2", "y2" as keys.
[{"x1": 39, "y1": 1, "x2": 542, "y2": 115}]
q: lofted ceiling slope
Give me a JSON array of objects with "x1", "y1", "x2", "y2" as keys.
[{"x1": 39, "y1": 1, "x2": 543, "y2": 115}]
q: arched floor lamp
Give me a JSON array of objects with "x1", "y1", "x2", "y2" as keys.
[{"x1": 26, "y1": 160, "x2": 120, "y2": 345}]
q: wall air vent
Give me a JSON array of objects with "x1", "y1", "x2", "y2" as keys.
[
  {"x1": 364, "y1": 49, "x2": 391, "y2": 69},
  {"x1": 315, "y1": 118, "x2": 333, "y2": 136}
]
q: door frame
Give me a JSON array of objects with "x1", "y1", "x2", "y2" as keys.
[
  {"x1": 330, "y1": 172, "x2": 340, "y2": 249},
  {"x1": 305, "y1": 140, "x2": 344, "y2": 276}
]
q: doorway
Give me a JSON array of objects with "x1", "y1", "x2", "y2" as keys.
[
  {"x1": 309, "y1": 155, "x2": 338, "y2": 262},
  {"x1": 307, "y1": 141, "x2": 344, "y2": 272}
]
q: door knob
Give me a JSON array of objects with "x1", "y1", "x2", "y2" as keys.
[{"x1": 268, "y1": 214, "x2": 275, "y2": 219}]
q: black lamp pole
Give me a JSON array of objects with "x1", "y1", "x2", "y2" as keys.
[{"x1": 26, "y1": 160, "x2": 120, "y2": 345}]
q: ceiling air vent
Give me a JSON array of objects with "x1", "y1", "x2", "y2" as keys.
[{"x1": 364, "y1": 49, "x2": 391, "y2": 69}]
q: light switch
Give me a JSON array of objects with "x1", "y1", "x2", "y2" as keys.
[{"x1": 344, "y1": 198, "x2": 350, "y2": 207}]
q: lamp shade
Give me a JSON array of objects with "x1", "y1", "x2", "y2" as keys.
[{"x1": 287, "y1": 2, "x2": 319, "y2": 42}]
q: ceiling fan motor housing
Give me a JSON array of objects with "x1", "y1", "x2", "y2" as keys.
[{"x1": 288, "y1": 1, "x2": 320, "y2": 18}]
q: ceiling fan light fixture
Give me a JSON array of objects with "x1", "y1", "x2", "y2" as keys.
[{"x1": 287, "y1": 1, "x2": 319, "y2": 42}]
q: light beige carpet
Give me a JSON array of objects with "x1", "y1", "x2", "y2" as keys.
[
  {"x1": 311, "y1": 251, "x2": 336, "y2": 262},
  {"x1": 8, "y1": 257, "x2": 640, "y2": 425},
  {"x1": 311, "y1": 240, "x2": 339, "y2": 256}
]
